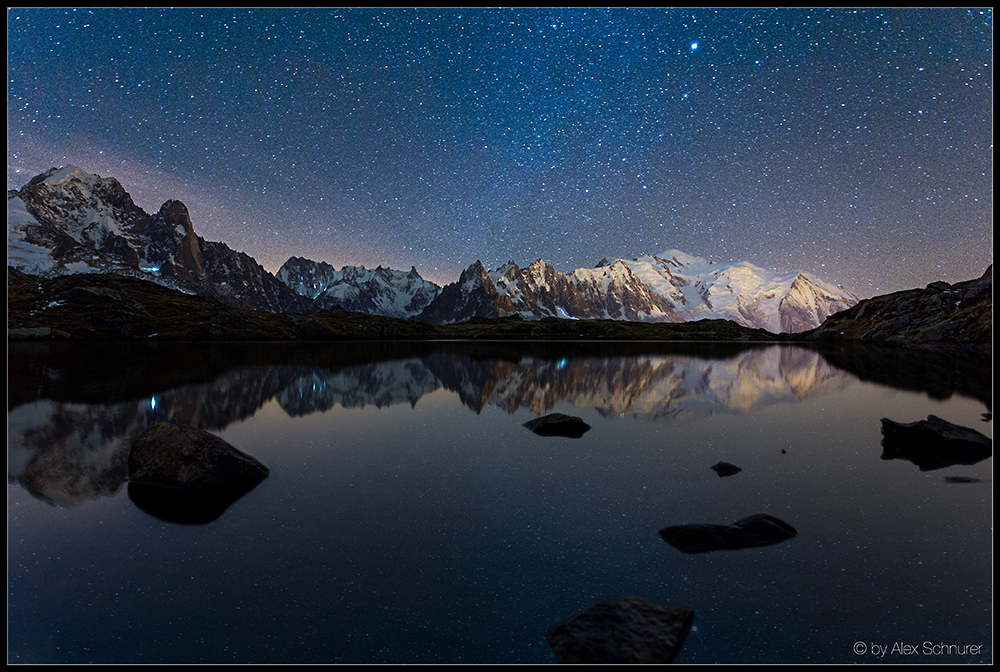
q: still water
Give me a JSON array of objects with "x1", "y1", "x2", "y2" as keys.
[{"x1": 7, "y1": 341, "x2": 992, "y2": 664}]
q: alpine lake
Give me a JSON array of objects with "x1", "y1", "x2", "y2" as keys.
[{"x1": 7, "y1": 339, "x2": 992, "y2": 664}]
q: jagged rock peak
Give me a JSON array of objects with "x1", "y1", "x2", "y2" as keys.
[
  {"x1": 459, "y1": 260, "x2": 489, "y2": 283},
  {"x1": 274, "y1": 255, "x2": 442, "y2": 318},
  {"x1": 155, "y1": 200, "x2": 192, "y2": 228},
  {"x1": 157, "y1": 199, "x2": 189, "y2": 216},
  {"x1": 8, "y1": 165, "x2": 313, "y2": 314},
  {"x1": 152, "y1": 199, "x2": 197, "y2": 240},
  {"x1": 494, "y1": 260, "x2": 521, "y2": 277}
]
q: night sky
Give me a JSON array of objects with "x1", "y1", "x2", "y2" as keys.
[{"x1": 7, "y1": 8, "x2": 993, "y2": 296}]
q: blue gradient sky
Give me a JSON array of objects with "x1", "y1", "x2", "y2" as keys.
[{"x1": 7, "y1": 8, "x2": 993, "y2": 296}]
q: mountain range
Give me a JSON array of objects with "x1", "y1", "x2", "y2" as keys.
[
  {"x1": 404, "y1": 252, "x2": 858, "y2": 332},
  {"x1": 275, "y1": 255, "x2": 441, "y2": 319},
  {"x1": 8, "y1": 165, "x2": 860, "y2": 332}
]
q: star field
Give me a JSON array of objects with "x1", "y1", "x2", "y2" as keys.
[{"x1": 7, "y1": 8, "x2": 993, "y2": 296}]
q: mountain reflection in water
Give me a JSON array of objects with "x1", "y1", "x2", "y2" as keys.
[
  {"x1": 275, "y1": 346, "x2": 852, "y2": 419},
  {"x1": 6, "y1": 340, "x2": 993, "y2": 665},
  {"x1": 7, "y1": 341, "x2": 989, "y2": 509}
]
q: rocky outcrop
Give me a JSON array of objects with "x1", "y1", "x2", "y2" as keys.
[
  {"x1": 523, "y1": 412, "x2": 592, "y2": 438},
  {"x1": 659, "y1": 514, "x2": 797, "y2": 553},
  {"x1": 880, "y1": 415, "x2": 992, "y2": 471},
  {"x1": 141, "y1": 200, "x2": 205, "y2": 283},
  {"x1": 276, "y1": 256, "x2": 442, "y2": 318},
  {"x1": 417, "y1": 260, "x2": 517, "y2": 324},
  {"x1": 127, "y1": 422, "x2": 270, "y2": 524},
  {"x1": 802, "y1": 266, "x2": 992, "y2": 346},
  {"x1": 545, "y1": 597, "x2": 694, "y2": 664},
  {"x1": 8, "y1": 167, "x2": 312, "y2": 313},
  {"x1": 128, "y1": 422, "x2": 269, "y2": 490}
]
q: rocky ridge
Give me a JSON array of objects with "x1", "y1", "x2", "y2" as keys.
[
  {"x1": 409, "y1": 251, "x2": 858, "y2": 331},
  {"x1": 276, "y1": 255, "x2": 441, "y2": 318},
  {"x1": 9, "y1": 165, "x2": 858, "y2": 331},
  {"x1": 801, "y1": 265, "x2": 992, "y2": 346},
  {"x1": 7, "y1": 166, "x2": 990, "y2": 344},
  {"x1": 8, "y1": 166, "x2": 310, "y2": 313},
  {"x1": 5, "y1": 265, "x2": 777, "y2": 342}
]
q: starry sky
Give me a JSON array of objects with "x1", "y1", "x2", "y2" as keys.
[{"x1": 7, "y1": 7, "x2": 993, "y2": 296}]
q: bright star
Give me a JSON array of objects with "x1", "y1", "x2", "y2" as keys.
[{"x1": 690, "y1": 42, "x2": 698, "y2": 50}]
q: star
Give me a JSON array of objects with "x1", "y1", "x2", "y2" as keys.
[{"x1": 5, "y1": 8, "x2": 992, "y2": 297}]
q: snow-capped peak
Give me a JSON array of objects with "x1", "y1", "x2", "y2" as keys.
[
  {"x1": 26, "y1": 165, "x2": 103, "y2": 190},
  {"x1": 41, "y1": 165, "x2": 88, "y2": 184},
  {"x1": 275, "y1": 256, "x2": 442, "y2": 318},
  {"x1": 468, "y1": 249, "x2": 858, "y2": 332},
  {"x1": 652, "y1": 249, "x2": 717, "y2": 274}
]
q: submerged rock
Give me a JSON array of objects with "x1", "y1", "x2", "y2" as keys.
[
  {"x1": 523, "y1": 412, "x2": 591, "y2": 438},
  {"x1": 129, "y1": 422, "x2": 269, "y2": 491},
  {"x1": 710, "y1": 461, "x2": 742, "y2": 477},
  {"x1": 659, "y1": 513, "x2": 797, "y2": 554},
  {"x1": 880, "y1": 415, "x2": 992, "y2": 471},
  {"x1": 545, "y1": 596, "x2": 694, "y2": 664}
]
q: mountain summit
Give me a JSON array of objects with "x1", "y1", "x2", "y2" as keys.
[
  {"x1": 8, "y1": 166, "x2": 858, "y2": 331},
  {"x1": 276, "y1": 256, "x2": 441, "y2": 319},
  {"x1": 415, "y1": 252, "x2": 859, "y2": 332},
  {"x1": 7, "y1": 166, "x2": 310, "y2": 312}
]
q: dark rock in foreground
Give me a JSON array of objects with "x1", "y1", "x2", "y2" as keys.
[
  {"x1": 710, "y1": 461, "x2": 742, "y2": 477},
  {"x1": 659, "y1": 514, "x2": 797, "y2": 554},
  {"x1": 523, "y1": 413, "x2": 592, "y2": 438},
  {"x1": 943, "y1": 476, "x2": 983, "y2": 484},
  {"x1": 880, "y1": 415, "x2": 992, "y2": 471},
  {"x1": 127, "y1": 423, "x2": 269, "y2": 524},
  {"x1": 545, "y1": 596, "x2": 694, "y2": 664},
  {"x1": 129, "y1": 422, "x2": 269, "y2": 490}
]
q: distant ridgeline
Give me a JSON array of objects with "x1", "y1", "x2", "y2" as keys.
[
  {"x1": 7, "y1": 166, "x2": 991, "y2": 344},
  {"x1": 276, "y1": 253, "x2": 861, "y2": 333}
]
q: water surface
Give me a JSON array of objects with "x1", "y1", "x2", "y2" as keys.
[{"x1": 7, "y1": 341, "x2": 992, "y2": 664}]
